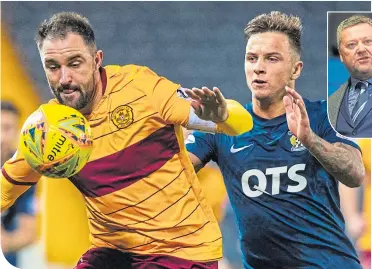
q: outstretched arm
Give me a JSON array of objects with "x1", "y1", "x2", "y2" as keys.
[
  {"x1": 1, "y1": 149, "x2": 41, "y2": 212},
  {"x1": 1, "y1": 173, "x2": 32, "y2": 212},
  {"x1": 185, "y1": 86, "x2": 253, "y2": 136},
  {"x1": 134, "y1": 66, "x2": 253, "y2": 136},
  {"x1": 283, "y1": 86, "x2": 364, "y2": 187}
]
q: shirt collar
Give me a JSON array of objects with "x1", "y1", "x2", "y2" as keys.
[{"x1": 350, "y1": 77, "x2": 372, "y2": 90}]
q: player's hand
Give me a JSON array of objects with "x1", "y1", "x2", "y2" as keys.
[
  {"x1": 184, "y1": 87, "x2": 228, "y2": 123},
  {"x1": 283, "y1": 86, "x2": 313, "y2": 146}
]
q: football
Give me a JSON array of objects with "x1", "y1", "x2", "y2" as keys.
[{"x1": 19, "y1": 103, "x2": 93, "y2": 178}]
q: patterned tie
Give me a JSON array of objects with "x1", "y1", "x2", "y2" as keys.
[{"x1": 351, "y1": 81, "x2": 371, "y2": 122}]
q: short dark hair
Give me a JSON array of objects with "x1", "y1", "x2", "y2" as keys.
[
  {"x1": 244, "y1": 11, "x2": 303, "y2": 56},
  {"x1": 1, "y1": 101, "x2": 20, "y2": 116},
  {"x1": 35, "y1": 12, "x2": 96, "y2": 51}
]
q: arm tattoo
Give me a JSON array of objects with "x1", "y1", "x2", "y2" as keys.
[{"x1": 306, "y1": 132, "x2": 365, "y2": 187}]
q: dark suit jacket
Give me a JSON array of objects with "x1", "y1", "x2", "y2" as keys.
[{"x1": 329, "y1": 78, "x2": 372, "y2": 137}]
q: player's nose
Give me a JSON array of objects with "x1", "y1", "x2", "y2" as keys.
[
  {"x1": 253, "y1": 58, "x2": 266, "y2": 74},
  {"x1": 59, "y1": 66, "x2": 73, "y2": 85}
]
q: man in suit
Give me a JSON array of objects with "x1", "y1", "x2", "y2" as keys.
[{"x1": 329, "y1": 15, "x2": 372, "y2": 137}]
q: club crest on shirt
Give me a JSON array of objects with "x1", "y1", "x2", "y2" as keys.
[
  {"x1": 289, "y1": 134, "x2": 306, "y2": 152},
  {"x1": 111, "y1": 105, "x2": 134, "y2": 129}
]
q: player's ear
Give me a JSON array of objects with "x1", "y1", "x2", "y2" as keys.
[
  {"x1": 95, "y1": 50, "x2": 103, "y2": 70},
  {"x1": 291, "y1": 61, "x2": 303, "y2": 80}
]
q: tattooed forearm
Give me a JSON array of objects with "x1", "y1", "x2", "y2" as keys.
[{"x1": 306, "y1": 131, "x2": 365, "y2": 187}]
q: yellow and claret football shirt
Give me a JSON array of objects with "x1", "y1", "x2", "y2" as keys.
[
  {"x1": 196, "y1": 163, "x2": 227, "y2": 222},
  {"x1": 2, "y1": 65, "x2": 222, "y2": 262}
]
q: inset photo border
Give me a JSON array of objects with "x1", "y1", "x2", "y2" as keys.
[{"x1": 328, "y1": 11, "x2": 372, "y2": 138}]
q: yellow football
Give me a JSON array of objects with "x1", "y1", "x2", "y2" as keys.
[{"x1": 19, "y1": 103, "x2": 93, "y2": 178}]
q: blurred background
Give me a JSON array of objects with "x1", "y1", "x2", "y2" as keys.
[{"x1": 1, "y1": 2, "x2": 371, "y2": 269}]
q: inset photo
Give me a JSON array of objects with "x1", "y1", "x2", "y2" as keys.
[{"x1": 328, "y1": 12, "x2": 372, "y2": 138}]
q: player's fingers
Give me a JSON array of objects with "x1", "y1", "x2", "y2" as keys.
[
  {"x1": 285, "y1": 87, "x2": 305, "y2": 120},
  {"x1": 285, "y1": 86, "x2": 304, "y2": 103},
  {"x1": 283, "y1": 95, "x2": 294, "y2": 112},
  {"x1": 201, "y1": 87, "x2": 216, "y2": 101},
  {"x1": 191, "y1": 87, "x2": 207, "y2": 100},
  {"x1": 213, "y1": 87, "x2": 227, "y2": 105},
  {"x1": 295, "y1": 97, "x2": 309, "y2": 121},
  {"x1": 185, "y1": 89, "x2": 201, "y2": 101},
  {"x1": 283, "y1": 95, "x2": 298, "y2": 123}
]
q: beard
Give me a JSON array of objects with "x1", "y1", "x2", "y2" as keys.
[{"x1": 50, "y1": 73, "x2": 96, "y2": 111}]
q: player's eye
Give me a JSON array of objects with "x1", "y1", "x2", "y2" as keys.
[
  {"x1": 70, "y1": 61, "x2": 81, "y2": 68},
  {"x1": 46, "y1": 64, "x2": 58, "y2": 71},
  {"x1": 268, "y1": 57, "x2": 279, "y2": 62},
  {"x1": 246, "y1": 56, "x2": 257, "y2": 63}
]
